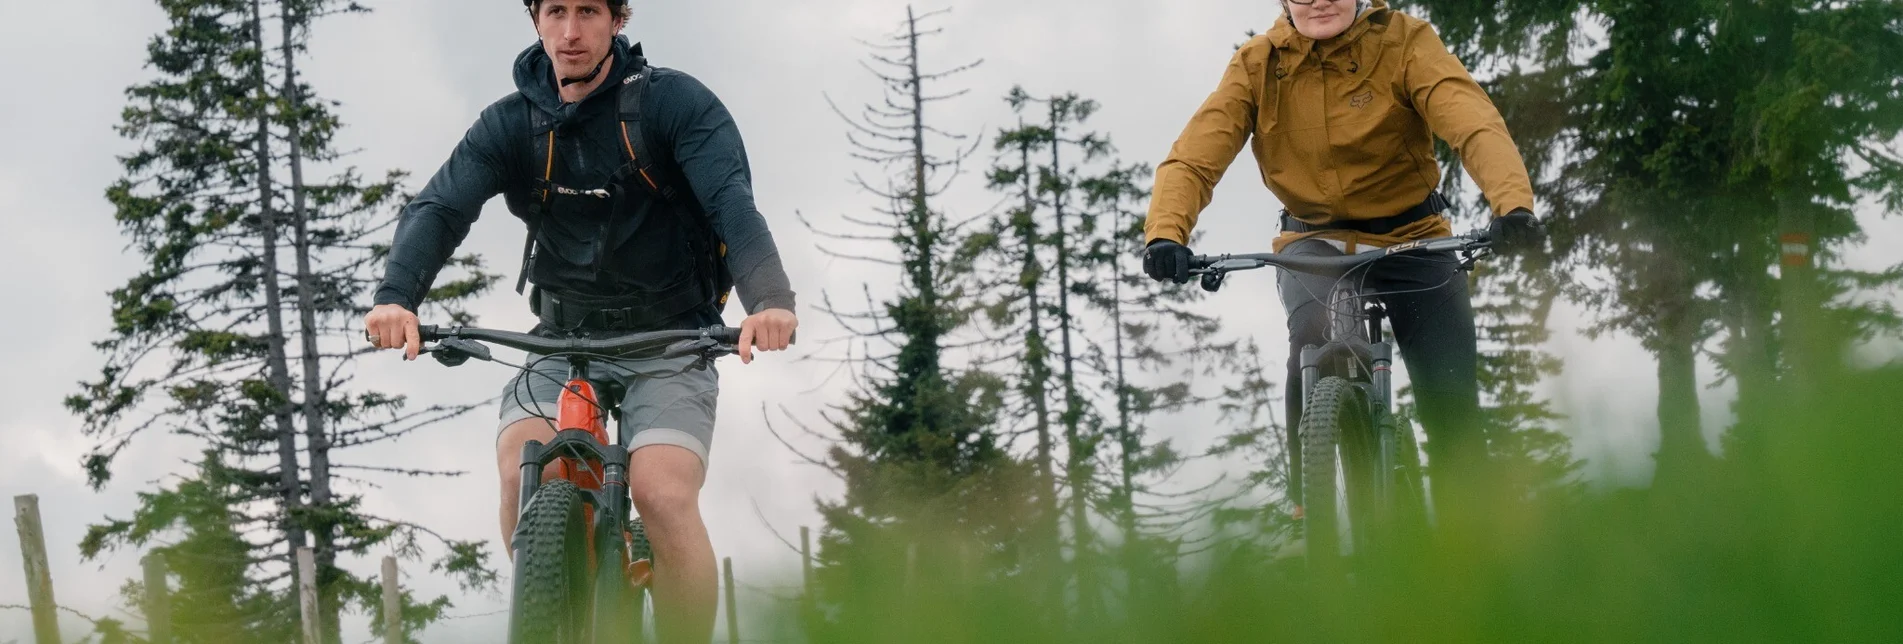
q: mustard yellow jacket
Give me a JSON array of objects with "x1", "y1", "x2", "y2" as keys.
[{"x1": 1144, "y1": 1, "x2": 1535, "y2": 251}]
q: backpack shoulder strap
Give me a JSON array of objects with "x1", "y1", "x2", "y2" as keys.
[
  {"x1": 516, "y1": 101, "x2": 558, "y2": 294},
  {"x1": 528, "y1": 103, "x2": 557, "y2": 193},
  {"x1": 614, "y1": 52, "x2": 684, "y2": 203},
  {"x1": 614, "y1": 49, "x2": 736, "y2": 312}
]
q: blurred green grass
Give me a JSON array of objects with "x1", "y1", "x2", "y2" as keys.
[
  {"x1": 90, "y1": 367, "x2": 1903, "y2": 643},
  {"x1": 784, "y1": 366, "x2": 1903, "y2": 644}
]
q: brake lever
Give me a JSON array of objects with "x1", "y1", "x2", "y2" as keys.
[
  {"x1": 426, "y1": 336, "x2": 493, "y2": 367},
  {"x1": 1459, "y1": 246, "x2": 1492, "y2": 272},
  {"x1": 1459, "y1": 255, "x2": 1478, "y2": 272},
  {"x1": 1200, "y1": 271, "x2": 1226, "y2": 293},
  {"x1": 660, "y1": 338, "x2": 732, "y2": 369}
]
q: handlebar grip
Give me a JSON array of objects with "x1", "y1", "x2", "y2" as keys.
[
  {"x1": 417, "y1": 324, "x2": 443, "y2": 341},
  {"x1": 707, "y1": 327, "x2": 799, "y2": 346}
]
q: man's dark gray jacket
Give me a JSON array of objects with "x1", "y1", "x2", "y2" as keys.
[{"x1": 375, "y1": 36, "x2": 795, "y2": 324}]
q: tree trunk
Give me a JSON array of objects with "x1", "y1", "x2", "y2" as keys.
[
  {"x1": 249, "y1": 0, "x2": 307, "y2": 595},
  {"x1": 905, "y1": 6, "x2": 935, "y2": 312},
  {"x1": 1720, "y1": 264, "x2": 1779, "y2": 461},
  {"x1": 1776, "y1": 188, "x2": 1817, "y2": 392},
  {"x1": 1048, "y1": 103, "x2": 1100, "y2": 622},
  {"x1": 892, "y1": 6, "x2": 947, "y2": 444},
  {"x1": 1015, "y1": 133, "x2": 1060, "y2": 540},
  {"x1": 1653, "y1": 263, "x2": 1706, "y2": 482},
  {"x1": 277, "y1": 8, "x2": 341, "y2": 642},
  {"x1": 1009, "y1": 128, "x2": 1065, "y2": 621},
  {"x1": 1111, "y1": 210, "x2": 1139, "y2": 610}
]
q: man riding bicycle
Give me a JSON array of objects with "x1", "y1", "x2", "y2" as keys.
[
  {"x1": 1141, "y1": 0, "x2": 1540, "y2": 529},
  {"x1": 363, "y1": 1, "x2": 797, "y2": 641}
]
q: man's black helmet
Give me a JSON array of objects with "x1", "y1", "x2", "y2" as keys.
[{"x1": 522, "y1": 0, "x2": 630, "y2": 9}]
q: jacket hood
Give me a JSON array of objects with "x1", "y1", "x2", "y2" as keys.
[
  {"x1": 513, "y1": 34, "x2": 638, "y2": 125},
  {"x1": 1270, "y1": 0, "x2": 1387, "y2": 50}
]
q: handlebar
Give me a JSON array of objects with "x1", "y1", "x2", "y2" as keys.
[
  {"x1": 417, "y1": 325, "x2": 793, "y2": 367},
  {"x1": 1187, "y1": 233, "x2": 1491, "y2": 291}
]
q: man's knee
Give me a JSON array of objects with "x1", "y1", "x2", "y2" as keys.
[
  {"x1": 629, "y1": 445, "x2": 705, "y2": 524},
  {"x1": 631, "y1": 478, "x2": 699, "y2": 526}
]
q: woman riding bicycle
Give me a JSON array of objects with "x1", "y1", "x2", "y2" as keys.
[{"x1": 1140, "y1": 0, "x2": 1541, "y2": 528}]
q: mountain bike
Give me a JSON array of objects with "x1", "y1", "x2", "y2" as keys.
[
  {"x1": 1189, "y1": 233, "x2": 1493, "y2": 566},
  {"x1": 418, "y1": 324, "x2": 762, "y2": 644}
]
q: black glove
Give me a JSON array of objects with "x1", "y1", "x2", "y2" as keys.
[
  {"x1": 1488, "y1": 209, "x2": 1543, "y2": 252},
  {"x1": 1143, "y1": 239, "x2": 1193, "y2": 284}
]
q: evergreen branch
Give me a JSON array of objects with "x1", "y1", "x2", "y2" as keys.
[
  {"x1": 762, "y1": 405, "x2": 843, "y2": 474},
  {"x1": 331, "y1": 464, "x2": 467, "y2": 478}
]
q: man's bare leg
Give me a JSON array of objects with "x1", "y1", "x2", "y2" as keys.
[{"x1": 629, "y1": 444, "x2": 715, "y2": 644}]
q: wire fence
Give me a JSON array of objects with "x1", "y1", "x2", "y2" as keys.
[
  {"x1": 11, "y1": 492, "x2": 820, "y2": 644},
  {"x1": 6, "y1": 581, "x2": 813, "y2": 644},
  {"x1": 0, "y1": 603, "x2": 136, "y2": 644}
]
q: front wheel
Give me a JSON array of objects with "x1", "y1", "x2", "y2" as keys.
[
  {"x1": 511, "y1": 479, "x2": 591, "y2": 644},
  {"x1": 1300, "y1": 377, "x2": 1379, "y2": 566}
]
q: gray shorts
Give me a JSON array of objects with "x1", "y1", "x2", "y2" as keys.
[{"x1": 496, "y1": 352, "x2": 719, "y2": 466}]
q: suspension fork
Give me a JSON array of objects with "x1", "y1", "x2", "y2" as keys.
[
  {"x1": 1369, "y1": 335, "x2": 1399, "y2": 509},
  {"x1": 516, "y1": 444, "x2": 546, "y2": 519},
  {"x1": 508, "y1": 438, "x2": 546, "y2": 644},
  {"x1": 1294, "y1": 344, "x2": 1325, "y2": 509}
]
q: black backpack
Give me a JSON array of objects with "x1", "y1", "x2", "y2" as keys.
[{"x1": 513, "y1": 46, "x2": 734, "y2": 320}]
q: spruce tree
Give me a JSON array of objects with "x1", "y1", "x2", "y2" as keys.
[
  {"x1": 802, "y1": 7, "x2": 1036, "y2": 640},
  {"x1": 73, "y1": 1, "x2": 496, "y2": 640}
]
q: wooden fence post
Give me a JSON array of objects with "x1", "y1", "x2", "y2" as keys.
[
  {"x1": 800, "y1": 526, "x2": 812, "y2": 593},
  {"x1": 722, "y1": 557, "x2": 739, "y2": 644},
  {"x1": 298, "y1": 547, "x2": 321, "y2": 644},
  {"x1": 382, "y1": 556, "x2": 401, "y2": 644},
  {"x1": 144, "y1": 552, "x2": 172, "y2": 644},
  {"x1": 14, "y1": 495, "x2": 62, "y2": 644}
]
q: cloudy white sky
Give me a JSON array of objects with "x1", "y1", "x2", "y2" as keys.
[{"x1": 3, "y1": 1, "x2": 1899, "y2": 642}]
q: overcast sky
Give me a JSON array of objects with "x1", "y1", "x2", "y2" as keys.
[{"x1": 4, "y1": 1, "x2": 1900, "y2": 641}]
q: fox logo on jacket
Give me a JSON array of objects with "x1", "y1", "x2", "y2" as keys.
[{"x1": 1350, "y1": 89, "x2": 1375, "y2": 109}]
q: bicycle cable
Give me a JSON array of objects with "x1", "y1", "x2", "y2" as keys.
[
  {"x1": 1334, "y1": 253, "x2": 1470, "y2": 305},
  {"x1": 1274, "y1": 252, "x2": 1382, "y2": 378},
  {"x1": 498, "y1": 351, "x2": 615, "y2": 425},
  {"x1": 498, "y1": 351, "x2": 614, "y2": 477},
  {"x1": 1280, "y1": 244, "x2": 1472, "y2": 378},
  {"x1": 452, "y1": 331, "x2": 727, "y2": 438}
]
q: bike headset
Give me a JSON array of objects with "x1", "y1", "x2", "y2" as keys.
[{"x1": 522, "y1": 0, "x2": 631, "y2": 87}]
